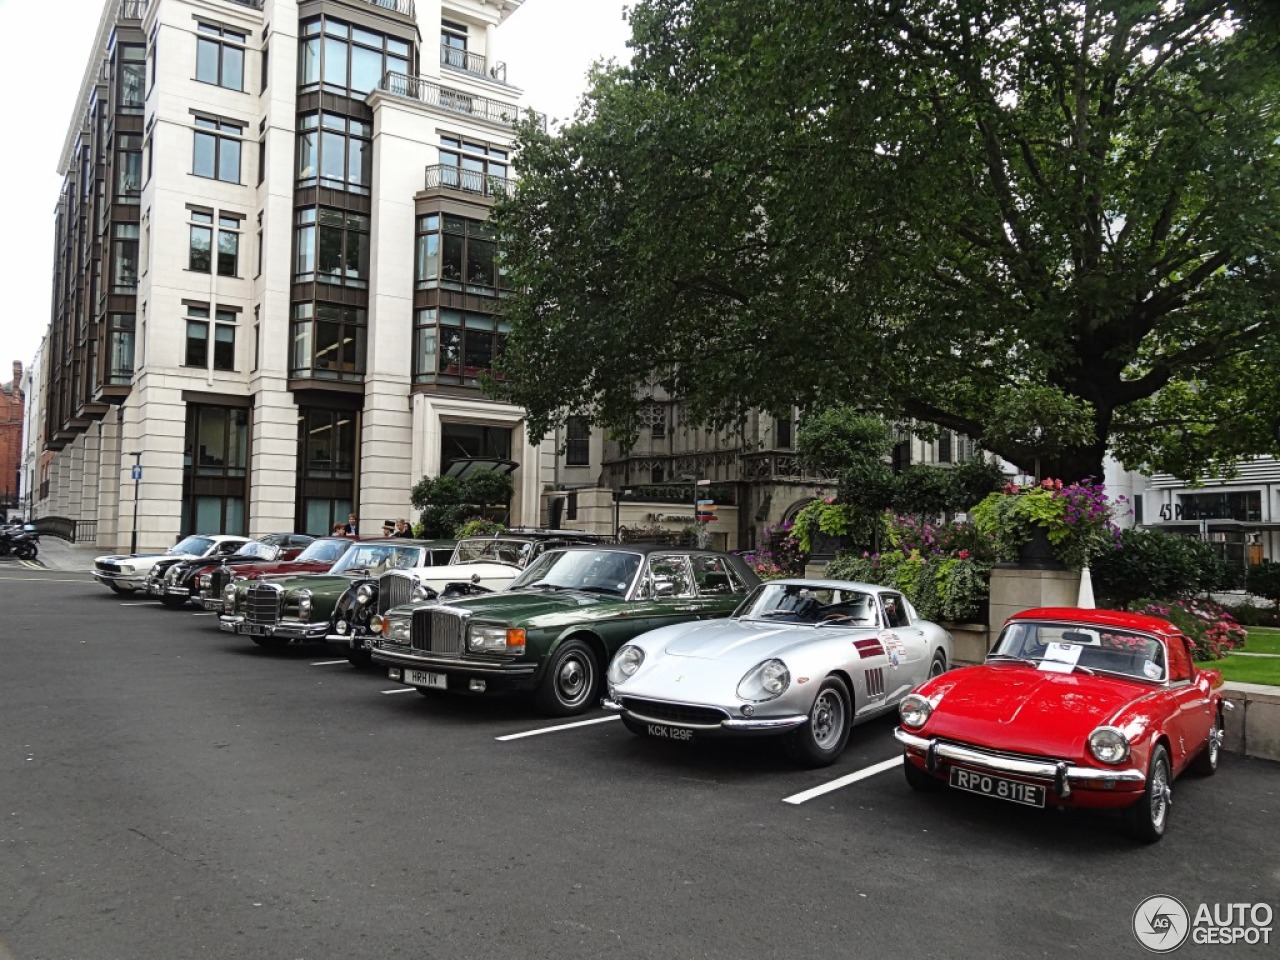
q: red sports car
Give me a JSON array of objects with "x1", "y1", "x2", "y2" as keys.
[{"x1": 894, "y1": 606, "x2": 1227, "y2": 842}]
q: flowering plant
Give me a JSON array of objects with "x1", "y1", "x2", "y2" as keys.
[
  {"x1": 969, "y1": 477, "x2": 1123, "y2": 568},
  {"x1": 789, "y1": 497, "x2": 857, "y2": 553},
  {"x1": 740, "y1": 522, "x2": 806, "y2": 580},
  {"x1": 1135, "y1": 598, "x2": 1247, "y2": 661},
  {"x1": 453, "y1": 517, "x2": 507, "y2": 539}
]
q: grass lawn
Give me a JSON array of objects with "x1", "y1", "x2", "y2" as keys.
[
  {"x1": 1205, "y1": 654, "x2": 1280, "y2": 687},
  {"x1": 1241, "y1": 626, "x2": 1280, "y2": 655}
]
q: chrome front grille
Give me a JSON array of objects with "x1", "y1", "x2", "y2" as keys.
[
  {"x1": 246, "y1": 583, "x2": 283, "y2": 625},
  {"x1": 411, "y1": 608, "x2": 467, "y2": 654},
  {"x1": 378, "y1": 572, "x2": 414, "y2": 614}
]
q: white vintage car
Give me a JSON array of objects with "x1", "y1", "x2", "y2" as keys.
[
  {"x1": 90, "y1": 534, "x2": 250, "y2": 595},
  {"x1": 603, "y1": 578, "x2": 954, "y2": 766}
]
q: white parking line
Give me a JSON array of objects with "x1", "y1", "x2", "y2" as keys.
[
  {"x1": 781, "y1": 755, "x2": 903, "y2": 805},
  {"x1": 119, "y1": 601, "x2": 158, "y2": 606},
  {"x1": 191, "y1": 612, "x2": 217, "y2": 617},
  {"x1": 495, "y1": 715, "x2": 620, "y2": 742},
  {"x1": 311, "y1": 660, "x2": 349, "y2": 667},
  {"x1": 381, "y1": 687, "x2": 417, "y2": 695},
  {"x1": 0, "y1": 576, "x2": 92, "y2": 583}
]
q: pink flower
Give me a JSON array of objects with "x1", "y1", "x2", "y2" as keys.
[{"x1": 958, "y1": 549, "x2": 970, "y2": 559}]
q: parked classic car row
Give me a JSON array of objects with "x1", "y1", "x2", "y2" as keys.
[{"x1": 98, "y1": 530, "x2": 1229, "y2": 842}]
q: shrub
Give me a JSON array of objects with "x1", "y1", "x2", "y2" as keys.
[
  {"x1": 1135, "y1": 598, "x2": 1247, "y2": 661},
  {"x1": 453, "y1": 517, "x2": 506, "y2": 539},
  {"x1": 1245, "y1": 560, "x2": 1280, "y2": 614},
  {"x1": 1217, "y1": 598, "x2": 1280, "y2": 627},
  {"x1": 1092, "y1": 527, "x2": 1227, "y2": 609},
  {"x1": 740, "y1": 522, "x2": 805, "y2": 580},
  {"x1": 826, "y1": 548, "x2": 990, "y2": 623},
  {"x1": 970, "y1": 477, "x2": 1122, "y2": 568}
]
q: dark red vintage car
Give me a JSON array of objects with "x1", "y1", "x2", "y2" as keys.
[{"x1": 894, "y1": 606, "x2": 1227, "y2": 842}]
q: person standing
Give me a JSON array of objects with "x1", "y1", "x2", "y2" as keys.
[
  {"x1": 393, "y1": 519, "x2": 414, "y2": 538},
  {"x1": 344, "y1": 513, "x2": 358, "y2": 535}
]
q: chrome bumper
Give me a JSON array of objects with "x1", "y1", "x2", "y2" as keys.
[
  {"x1": 201, "y1": 597, "x2": 224, "y2": 611},
  {"x1": 371, "y1": 645, "x2": 537, "y2": 677},
  {"x1": 92, "y1": 571, "x2": 146, "y2": 590},
  {"x1": 218, "y1": 615, "x2": 328, "y2": 641},
  {"x1": 601, "y1": 696, "x2": 809, "y2": 733},
  {"x1": 894, "y1": 728, "x2": 1146, "y2": 786}
]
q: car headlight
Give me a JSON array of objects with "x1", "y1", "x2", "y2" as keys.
[
  {"x1": 296, "y1": 589, "x2": 313, "y2": 619},
  {"x1": 737, "y1": 658, "x2": 790, "y2": 702},
  {"x1": 120, "y1": 564, "x2": 135, "y2": 575},
  {"x1": 1087, "y1": 726, "x2": 1130, "y2": 764},
  {"x1": 198, "y1": 573, "x2": 212, "y2": 588},
  {"x1": 412, "y1": 583, "x2": 437, "y2": 601},
  {"x1": 899, "y1": 694, "x2": 932, "y2": 729},
  {"x1": 387, "y1": 616, "x2": 411, "y2": 643},
  {"x1": 608, "y1": 645, "x2": 645, "y2": 685},
  {"x1": 166, "y1": 566, "x2": 182, "y2": 583},
  {"x1": 467, "y1": 624, "x2": 526, "y2": 654},
  {"x1": 222, "y1": 583, "x2": 237, "y2": 613},
  {"x1": 355, "y1": 583, "x2": 375, "y2": 605}
]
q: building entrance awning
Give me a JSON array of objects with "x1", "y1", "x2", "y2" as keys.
[{"x1": 441, "y1": 458, "x2": 519, "y2": 480}]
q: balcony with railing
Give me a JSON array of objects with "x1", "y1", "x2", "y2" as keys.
[
  {"x1": 441, "y1": 44, "x2": 507, "y2": 83},
  {"x1": 424, "y1": 164, "x2": 511, "y2": 200},
  {"x1": 380, "y1": 73, "x2": 545, "y2": 132},
  {"x1": 356, "y1": 0, "x2": 415, "y2": 16},
  {"x1": 119, "y1": 0, "x2": 147, "y2": 21}
]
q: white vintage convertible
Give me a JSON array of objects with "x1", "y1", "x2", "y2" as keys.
[{"x1": 603, "y1": 578, "x2": 954, "y2": 766}]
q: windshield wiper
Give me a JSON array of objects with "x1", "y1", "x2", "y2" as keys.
[
  {"x1": 575, "y1": 585, "x2": 621, "y2": 596},
  {"x1": 998, "y1": 654, "x2": 1095, "y2": 676}
]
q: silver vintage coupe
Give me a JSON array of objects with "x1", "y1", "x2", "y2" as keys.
[{"x1": 602, "y1": 578, "x2": 953, "y2": 766}]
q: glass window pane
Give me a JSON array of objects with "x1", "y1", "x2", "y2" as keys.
[
  {"x1": 189, "y1": 225, "x2": 212, "y2": 272},
  {"x1": 334, "y1": 417, "x2": 355, "y2": 475},
  {"x1": 320, "y1": 130, "x2": 345, "y2": 183},
  {"x1": 464, "y1": 329, "x2": 493, "y2": 371},
  {"x1": 194, "y1": 496, "x2": 223, "y2": 532},
  {"x1": 223, "y1": 497, "x2": 245, "y2": 535},
  {"x1": 300, "y1": 37, "x2": 320, "y2": 84},
  {"x1": 350, "y1": 137, "x2": 370, "y2": 189},
  {"x1": 442, "y1": 234, "x2": 463, "y2": 283},
  {"x1": 214, "y1": 325, "x2": 235, "y2": 370},
  {"x1": 388, "y1": 37, "x2": 410, "y2": 57},
  {"x1": 350, "y1": 45, "x2": 382, "y2": 94},
  {"x1": 323, "y1": 36, "x2": 348, "y2": 87},
  {"x1": 295, "y1": 224, "x2": 315, "y2": 275},
  {"x1": 292, "y1": 320, "x2": 313, "y2": 373},
  {"x1": 439, "y1": 326, "x2": 462, "y2": 374},
  {"x1": 468, "y1": 238, "x2": 496, "y2": 287},
  {"x1": 186, "y1": 322, "x2": 208, "y2": 366},
  {"x1": 297, "y1": 130, "x2": 317, "y2": 179},
  {"x1": 193, "y1": 131, "x2": 216, "y2": 177},
  {"x1": 217, "y1": 230, "x2": 238, "y2": 276},
  {"x1": 346, "y1": 230, "x2": 368, "y2": 279},
  {"x1": 218, "y1": 138, "x2": 240, "y2": 183},
  {"x1": 223, "y1": 45, "x2": 244, "y2": 90},
  {"x1": 196, "y1": 38, "x2": 220, "y2": 84},
  {"x1": 120, "y1": 62, "x2": 145, "y2": 109},
  {"x1": 228, "y1": 410, "x2": 248, "y2": 470},
  {"x1": 318, "y1": 223, "x2": 343, "y2": 277},
  {"x1": 198, "y1": 407, "x2": 226, "y2": 468},
  {"x1": 415, "y1": 232, "x2": 438, "y2": 282}
]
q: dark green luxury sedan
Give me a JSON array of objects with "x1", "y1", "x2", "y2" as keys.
[{"x1": 369, "y1": 544, "x2": 761, "y2": 715}]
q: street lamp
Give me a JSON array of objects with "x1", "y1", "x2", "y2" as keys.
[
  {"x1": 128, "y1": 452, "x2": 142, "y2": 554},
  {"x1": 682, "y1": 474, "x2": 711, "y2": 548}
]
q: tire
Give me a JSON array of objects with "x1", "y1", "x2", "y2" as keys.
[
  {"x1": 903, "y1": 756, "x2": 943, "y2": 792},
  {"x1": 347, "y1": 649, "x2": 373, "y2": 669},
  {"x1": 1123, "y1": 743, "x2": 1172, "y2": 844},
  {"x1": 928, "y1": 650, "x2": 948, "y2": 679},
  {"x1": 250, "y1": 635, "x2": 287, "y2": 650},
  {"x1": 160, "y1": 594, "x2": 189, "y2": 609},
  {"x1": 534, "y1": 639, "x2": 599, "y2": 717},
  {"x1": 14, "y1": 543, "x2": 36, "y2": 561},
  {"x1": 1190, "y1": 711, "x2": 1223, "y2": 777},
  {"x1": 784, "y1": 676, "x2": 852, "y2": 767},
  {"x1": 108, "y1": 583, "x2": 137, "y2": 595},
  {"x1": 620, "y1": 715, "x2": 650, "y2": 738}
]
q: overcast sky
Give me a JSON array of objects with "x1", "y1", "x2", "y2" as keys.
[{"x1": 0, "y1": 0, "x2": 632, "y2": 380}]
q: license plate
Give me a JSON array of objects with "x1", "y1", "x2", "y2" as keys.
[
  {"x1": 949, "y1": 767, "x2": 1046, "y2": 807},
  {"x1": 405, "y1": 670, "x2": 448, "y2": 690},
  {"x1": 241, "y1": 623, "x2": 267, "y2": 637},
  {"x1": 646, "y1": 723, "x2": 694, "y2": 741}
]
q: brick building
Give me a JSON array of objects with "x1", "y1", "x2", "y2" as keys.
[{"x1": 0, "y1": 362, "x2": 23, "y2": 516}]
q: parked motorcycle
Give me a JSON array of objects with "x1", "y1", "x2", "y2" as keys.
[{"x1": 0, "y1": 524, "x2": 40, "y2": 561}]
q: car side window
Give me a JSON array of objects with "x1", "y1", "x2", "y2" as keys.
[
  {"x1": 217, "y1": 541, "x2": 241, "y2": 555},
  {"x1": 691, "y1": 556, "x2": 735, "y2": 596},
  {"x1": 1166, "y1": 635, "x2": 1193, "y2": 683},
  {"x1": 647, "y1": 554, "x2": 696, "y2": 599},
  {"x1": 880, "y1": 593, "x2": 910, "y2": 628}
]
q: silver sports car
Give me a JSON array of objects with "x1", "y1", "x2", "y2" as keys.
[{"x1": 602, "y1": 578, "x2": 953, "y2": 766}]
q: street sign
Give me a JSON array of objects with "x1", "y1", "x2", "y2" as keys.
[{"x1": 131, "y1": 464, "x2": 142, "y2": 481}]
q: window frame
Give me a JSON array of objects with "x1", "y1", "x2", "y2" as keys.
[
  {"x1": 195, "y1": 22, "x2": 247, "y2": 92},
  {"x1": 191, "y1": 115, "x2": 244, "y2": 184}
]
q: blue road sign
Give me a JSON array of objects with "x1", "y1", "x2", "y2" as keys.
[{"x1": 131, "y1": 464, "x2": 142, "y2": 481}]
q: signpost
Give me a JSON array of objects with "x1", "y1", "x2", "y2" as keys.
[{"x1": 128, "y1": 452, "x2": 142, "y2": 554}]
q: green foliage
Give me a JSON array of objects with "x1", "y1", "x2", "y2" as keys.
[
  {"x1": 1092, "y1": 528, "x2": 1229, "y2": 609},
  {"x1": 790, "y1": 498, "x2": 859, "y2": 554},
  {"x1": 1245, "y1": 561, "x2": 1280, "y2": 613},
  {"x1": 410, "y1": 470, "x2": 514, "y2": 539},
  {"x1": 970, "y1": 479, "x2": 1120, "y2": 568},
  {"x1": 1134, "y1": 599, "x2": 1247, "y2": 661},
  {"x1": 795, "y1": 408, "x2": 892, "y2": 477},
  {"x1": 1217, "y1": 598, "x2": 1280, "y2": 628},
  {"x1": 453, "y1": 518, "x2": 507, "y2": 539},
  {"x1": 491, "y1": 0, "x2": 1280, "y2": 483}
]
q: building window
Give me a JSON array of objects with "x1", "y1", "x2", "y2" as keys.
[
  {"x1": 252, "y1": 305, "x2": 260, "y2": 372},
  {"x1": 297, "y1": 407, "x2": 357, "y2": 535},
  {"x1": 565, "y1": 417, "x2": 590, "y2": 466},
  {"x1": 116, "y1": 134, "x2": 143, "y2": 200},
  {"x1": 195, "y1": 22, "x2": 246, "y2": 91},
  {"x1": 441, "y1": 422, "x2": 512, "y2": 477},
  {"x1": 298, "y1": 16, "x2": 411, "y2": 97},
  {"x1": 296, "y1": 112, "x2": 372, "y2": 194},
  {"x1": 260, "y1": 41, "x2": 269, "y2": 94},
  {"x1": 257, "y1": 133, "x2": 266, "y2": 185},
  {"x1": 414, "y1": 213, "x2": 507, "y2": 296},
  {"x1": 147, "y1": 25, "x2": 158, "y2": 92},
  {"x1": 184, "y1": 305, "x2": 237, "y2": 371},
  {"x1": 774, "y1": 415, "x2": 793, "y2": 449},
  {"x1": 182, "y1": 403, "x2": 250, "y2": 536},
  {"x1": 290, "y1": 302, "x2": 367, "y2": 380},
  {"x1": 294, "y1": 208, "x2": 369, "y2": 288},
  {"x1": 214, "y1": 310, "x2": 237, "y2": 370},
  {"x1": 189, "y1": 210, "x2": 214, "y2": 272},
  {"x1": 112, "y1": 223, "x2": 139, "y2": 292},
  {"x1": 412, "y1": 308, "x2": 508, "y2": 385},
  {"x1": 938, "y1": 430, "x2": 953, "y2": 463},
  {"x1": 118, "y1": 44, "x2": 145, "y2": 114},
  {"x1": 440, "y1": 19, "x2": 468, "y2": 69},
  {"x1": 438, "y1": 135, "x2": 508, "y2": 194},
  {"x1": 106, "y1": 314, "x2": 135, "y2": 384},
  {"x1": 192, "y1": 116, "x2": 243, "y2": 183},
  {"x1": 218, "y1": 215, "x2": 241, "y2": 277},
  {"x1": 185, "y1": 305, "x2": 211, "y2": 367}
]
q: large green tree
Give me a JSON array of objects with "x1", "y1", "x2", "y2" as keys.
[{"x1": 492, "y1": 0, "x2": 1280, "y2": 482}]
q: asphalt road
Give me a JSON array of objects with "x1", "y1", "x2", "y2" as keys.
[{"x1": 1, "y1": 565, "x2": 1277, "y2": 960}]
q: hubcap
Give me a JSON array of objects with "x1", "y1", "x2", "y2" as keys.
[
  {"x1": 1150, "y1": 761, "x2": 1170, "y2": 828},
  {"x1": 558, "y1": 655, "x2": 590, "y2": 704},
  {"x1": 1209, "y1": 724, "x2": 1223, "y2": 764},
  {"x1": 930, "y1": 657, "x2": 945, "y2": 678},
  {"x1": 811, "y1": 691, "x2": 844, "y2": 749}
]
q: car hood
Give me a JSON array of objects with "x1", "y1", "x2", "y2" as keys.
[
  {"x1": 95, "y1": 553, "x2": 168, "y2": 563},
  {"x1": 239, "y1": 560, "x2": 333, "y2": 580},
  {"x1": 249, "y1": 573, "x2": 354, "y2": 594},
  {"x1": 400, "y1": 560, "x2": 520, "y2": 585},
  {"x1": 919, "y1": 663, "x2": 1153, "y2": 759},
  {"x1": 437, "y1": 588, "x2": 629, "y2": 627},
  {"x1": 653, "y1": 618, "x2": 832, "y2": 664}
]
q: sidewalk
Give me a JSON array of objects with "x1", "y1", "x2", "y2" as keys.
[{"x1": 31, "y1": 536, "x2": 101, "y2": 573}]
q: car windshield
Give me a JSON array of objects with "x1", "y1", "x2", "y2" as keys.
[
  {"x1": 295, "y1": 538, "x2": 350, "y2": 564},
  {"x1": 452, "y1": 538, "x2": 535, "y2": 566},
  {"x1": 989, "y1": 620, "x2": 1167, "y2": 682},
  {"x1": 735, "y1": 582, "x2": 880, "y2": 625},
  {"x1": 171, "y1": 536, "x2": 214, "y2": 556},
  {"x1": 330, "y1": 544, "x2": 421, "y2": 575},
  {"x1": 509, "y1": 549, "x2": 642, "y2": 596},
  {"x1": 238, "y1": 541, "x2": 280, "y2": 561}
]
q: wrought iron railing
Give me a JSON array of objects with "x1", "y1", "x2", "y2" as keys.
[
  {"x1": 424, "y1": 164, "x2": 511, "y2": 198},
  {"x1": 119, "y1": 0, "x2": 147, "y2": 20},
  {"x1": 32, "y1": 516, "x2": 97, "y2": 543},
  {"x1": 440, "y1": 44, "x2": 507, "y2": 83},
  {"x1": 360, "y1": 0, "x2": 415, "y2": 16},
  {"x1": 380, "y1": 72, "x2": 545, "y2": 132},
  {"x1": 225, "y1": 0, "x2": 265, "y2": 9}
]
